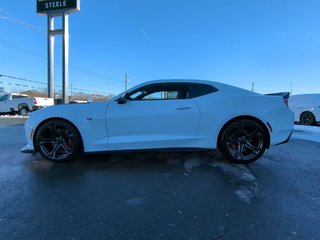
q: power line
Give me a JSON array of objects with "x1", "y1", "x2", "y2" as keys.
[
  {"x1": 0, "y1": 10, "x2": 125, "y2": 91},
  {"x1": 0, "y1": 37, "x2": 123, "y2": 85},
  {"x1": 0, "y1": 9, "x2": 45, "y2": 33},
  {"x1": 0, "y1": 38, "x2": 45, "y2": 59},
  {"x1": 0, "y1": 10, "x2": 124, "y2": 85},
  {"x1": 0, "y1": 74, "x2": 112, "y2": 95},
  {"x1": 0, "y1": 74, "x2": 46, "y2": 85}
]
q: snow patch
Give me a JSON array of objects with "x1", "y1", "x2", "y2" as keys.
[
  {"x1": 209, "y1": 161, "x2": 259, "y2": 204},
  {"x1": 209, "y1": 161, "x2": 256, "y2": 182},
  {"x1": 234, "y1": 188, "x2": 254, "y2": 204},
  {"x1": 183, "y1": 157, "x2": 201, "y2": 172},
  {"x1": 125, "y1": 196, "x2": 146, "y2": 206},
  {"x1": 292, "y1": 125, "x2": 320, "y2": 143},
  {"x1": 0, "y1": 115, "x2": 28, "y2": 119}
]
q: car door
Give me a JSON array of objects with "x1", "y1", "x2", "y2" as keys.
[
  {"x1": 106, "y1": 83, "x2": 201, "y2": 150},
  {"x1": 0, "y1": 94, "x2": 10, "y2": 113}
]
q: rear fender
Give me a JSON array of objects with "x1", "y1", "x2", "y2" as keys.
[{"x1": 217, "y1": 115, "x2": 271, "y2": 150}]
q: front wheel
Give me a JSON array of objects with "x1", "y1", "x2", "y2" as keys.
[
  {"x1": 219, "y1": 119, "x2": 267, "y2": 164},
  {"x1": 35, "y1": 120, "x2": 81, "y2": 162}
]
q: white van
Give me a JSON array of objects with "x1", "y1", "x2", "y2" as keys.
[{"x1": 289, "y1": 94, "x2": 320, "y2": 125}]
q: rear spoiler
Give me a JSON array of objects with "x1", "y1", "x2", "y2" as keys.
[{"x1": 265, "y1": 92, "x2": 290, "y2": 106}]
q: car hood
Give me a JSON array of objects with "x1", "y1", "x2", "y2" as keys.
[{"x1": 26, "y1": 101, "x2": 109, "y2": 128}]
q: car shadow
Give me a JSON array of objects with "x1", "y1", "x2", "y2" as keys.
[
  {"x1": 25, "y1": 149, "x2": 267, "y2": 205},
  {"x1": 26, "y1": 150, "x2": 227, "y2": 177}
]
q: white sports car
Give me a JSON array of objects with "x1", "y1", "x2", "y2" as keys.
[
  {"x1": 289, "y1": 94, "x2": 320, "y2": 126},
  {"x1": 21, "y1": 79, "x2": 294, "y2": 163}
]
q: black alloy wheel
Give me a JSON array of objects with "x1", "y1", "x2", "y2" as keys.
[
  {"x1": 300, "y1": 112, "x2": 316, "y2": 126},
  {"x1": 35, "y1": 119, "x2": 81, "y2": 162},
  {"x1": 220, "y1": 119, "x2": 267, "y2": 163}
]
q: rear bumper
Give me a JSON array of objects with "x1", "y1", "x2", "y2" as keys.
[
  {"x1": 275, "y1": 131, "x2": 293, "y2": 146},
  {"x1": 32, "y1": 106, "x2": 43, "y2": 111}
]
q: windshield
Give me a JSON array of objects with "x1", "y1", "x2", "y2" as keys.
[{"x1": 0, "y1": 94, "x2": 9, "y2": 102}]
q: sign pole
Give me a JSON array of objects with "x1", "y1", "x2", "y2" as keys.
[
  {"x1": 47, "y1": 15, "x2": 55, "y2": 99},
  {"x1": 62, "y1": 13, "x2": 69, "y2": 103},
  {"x1": 37, "y1": 0, "x2": 80, "y2": 104}
]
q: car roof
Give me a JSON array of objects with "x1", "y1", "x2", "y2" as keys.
[
  {"x1": 112, "y1": 79, "x2": 259, "y2": 100},
  {"x1": 139, "y1": 79, "x2": 258, "y2": 95},
  {"x1": 290, "y1": 94, "x2": 320, "y2": 106}
]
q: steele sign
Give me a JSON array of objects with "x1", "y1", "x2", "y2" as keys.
[{"x1": 37, "y1": 0, "x2": 80, "y2": 14}]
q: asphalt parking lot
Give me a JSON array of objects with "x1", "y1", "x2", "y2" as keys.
[{"x1": 0, "y1": 118, "x2": 320, "y2": 240}]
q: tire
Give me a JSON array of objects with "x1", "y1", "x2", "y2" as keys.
[
  {"x1": 219, "y1": 119, "x2": 267, "y2": 164},
  {"x1": 35, "y1": 119, "x2": 81, "y2": 162},
  {"x1": 300, "y1": 112, "x2": 316, "y2": 126},
  {"x1": 19, "y1": 107, "x2": 29, "y2": 116}
]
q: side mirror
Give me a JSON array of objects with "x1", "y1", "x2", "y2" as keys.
[{"x1": 117, "y1": 93, "x2": 130, "y2": 104}]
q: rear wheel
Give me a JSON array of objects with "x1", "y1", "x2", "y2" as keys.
[
  {"x1": 219, "y1": 119, "x2": 267, "y2": 163},
  {"x1": 19, "y1": 107, "x2": 29, "y2": 116},
  {"x1": 35, "y1": 120, "x2": 81, "y2": 162},
  {"x1": 300, "y1": 112, "x2": 316, "y2": 126}
]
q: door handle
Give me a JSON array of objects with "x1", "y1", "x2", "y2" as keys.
[{"x1": 176, "y1": 106, "x2": 192, "y2": 110}]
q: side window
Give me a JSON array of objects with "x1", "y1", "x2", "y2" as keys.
[
  {"x1": 128, "y1": 83, "x2": 189, "y2": 101},
  {"x1": 143, "y1": 91, "x2": 179, "y2": 100},
  {"x1": 0, "y1": 94, "x2": 9, "y2": 101},
  {"x1": 188, "y1": 83, "x2": 218, "y2": 98}
]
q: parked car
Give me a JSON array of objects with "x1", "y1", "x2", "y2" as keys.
[
  {"x1": 0, "y1": 93, "x2": 54, "y2": 116},
  {"x1": 21, "y1": 79, "x2": 294, "y2": 163},
  {"x1": 289, "y1": 94, "x2": 320, "y2": 126}
]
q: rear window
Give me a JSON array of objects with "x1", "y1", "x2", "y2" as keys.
[
  {"x1": 12, "y1": 95, "x2": 29, "y2": 99},
  {"x1": 188, "y1": 83, "x2": 218, "y2": 98}
]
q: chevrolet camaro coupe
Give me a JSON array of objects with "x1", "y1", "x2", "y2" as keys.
[{"x1": 21, "y1": 79, "x2": 294, "y2": 163}]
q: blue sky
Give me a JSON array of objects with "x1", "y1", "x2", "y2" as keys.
[{"x1": 1, "y1": 0, "x2": 320, "y2": 96}]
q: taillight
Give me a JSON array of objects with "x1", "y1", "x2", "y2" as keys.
[
  {"x1": 284, "y1": 99, "x2": 289, "y2": 107},
  {"x1": 33, "y1": 98, "x2": 37, "y2": 105}
]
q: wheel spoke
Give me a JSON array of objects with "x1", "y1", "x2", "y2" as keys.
[
  {"x1": 61, "y1": 143, "x2": 72, "y2": 155},
  {"x1": 226, "y1": 139, "x2": 238, "y2": 145},
  {"x1": 246, "y1": 131, "x2": 262, "y2": 139},
  {"x1": 244, "y1": 141, "x2": 261, "y2": 155},
  {"x1": 39, "y1": 139, "x2": 56, "y2": 145},
  {"x1": 39, "y1": 136, "x2": 56, "y2": 145},
  {"x1": 62, "y1": 141, "x2": 73, "y2": 152},
  {"x1": 49, "y1": 143, "x2": 62, "y2": 159},
  {"x1": 238, "y1": 143, "x2": 245, "y2": 160}
]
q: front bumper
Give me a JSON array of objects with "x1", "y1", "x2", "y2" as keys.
[{"x1": 21, "y1": 145, "x2": 36, "y2": 154}]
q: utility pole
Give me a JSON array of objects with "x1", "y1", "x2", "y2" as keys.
[
  {"x1": 251, "y1": 82, "x2": 255, "y2": 92},
  {"x1": 71, "y1": 84, "x2": 73, "y2": 100},
  {"x1": 290, "y1": 81, "x2": 293, "y2": 96},
  {"x1": 125, "y1": 73, "x2": 129, "y2": 91}
]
